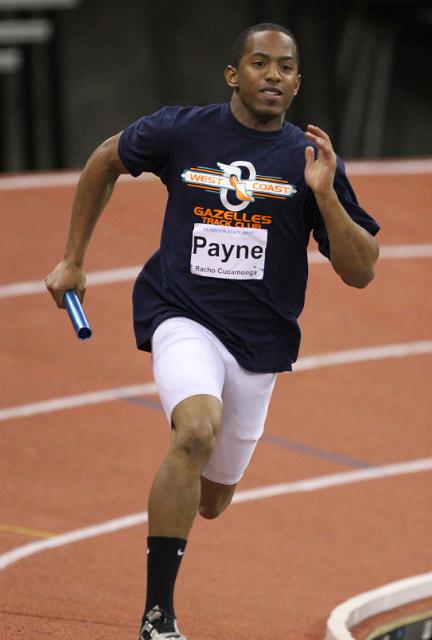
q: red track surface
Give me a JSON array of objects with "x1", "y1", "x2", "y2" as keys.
[{"x1": 1, "y1": 168, "x2": 431, "y2": 639}]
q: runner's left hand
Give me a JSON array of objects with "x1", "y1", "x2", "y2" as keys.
[{"x1": 304, "y1": 125, "x2": 337, "y2": 196}]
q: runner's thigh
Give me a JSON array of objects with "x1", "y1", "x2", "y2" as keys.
[
  {"x1": 203, "y1": 355, "x2": 276, "y2": 485},
  {"x1": 151, "y1": 317, "x2": 225, "y2": 424}
]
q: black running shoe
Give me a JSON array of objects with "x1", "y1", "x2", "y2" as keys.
[{"x1": 139, "y1": 605, "x2": 187, "y2": 640}]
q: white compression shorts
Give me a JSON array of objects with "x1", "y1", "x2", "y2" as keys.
[{"x1": 151, "y1": 317, "x2": 276, "y2": 485}]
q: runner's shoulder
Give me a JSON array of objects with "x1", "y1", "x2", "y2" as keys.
[{"x1": 151, "y1": 102, "x2": 225, "y2": 132}]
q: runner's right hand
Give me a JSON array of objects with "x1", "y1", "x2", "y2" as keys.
[{"x1": 45, "y1": 261, "x2": 86, "y2": 309}]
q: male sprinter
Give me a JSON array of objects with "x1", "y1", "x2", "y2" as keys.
[{"x1": 46, "y1": 23, "x2": 380, "y2": 640}]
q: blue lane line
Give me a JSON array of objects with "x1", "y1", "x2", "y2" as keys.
[
  {"x1": 123, "y1": 397, "x2": 372, "y2": 469},
  {"x1": 260, "y1": 433, "x2": 372, "y2": 469},
  {"x1": 125, "y1": 396, "x2": 163, "y2": 411}
]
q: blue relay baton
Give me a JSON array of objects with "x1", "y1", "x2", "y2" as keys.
[{"x1": 64, "y1": 290, "x2": 92, "y2": 340}]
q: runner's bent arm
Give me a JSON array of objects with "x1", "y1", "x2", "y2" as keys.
[
  {"x1": 45, "y1": 133, "x2": 129, "y2": 307},
  {"x1": 304, "y1": 125, "x2": 379, "y2": 289}
]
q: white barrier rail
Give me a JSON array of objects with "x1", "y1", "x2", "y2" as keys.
[{"x1": 326, "y1": 572, "x2": 432, "y2": 640}]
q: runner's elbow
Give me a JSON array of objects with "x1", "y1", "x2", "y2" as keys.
[{"x1": 340, "y1": 266, "x2": 375, "y2": 289}]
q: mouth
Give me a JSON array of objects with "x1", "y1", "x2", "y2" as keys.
[{"x1": 259, "y1": 87, "x2": 283, "y2": 97}]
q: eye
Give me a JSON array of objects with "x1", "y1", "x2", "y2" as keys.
[
  {"x1": 253, "y1": 60, "x2": 264, "y2": 67},
  {"x1": 281, "y1": 64, "x2": 293, "y2": 72}
]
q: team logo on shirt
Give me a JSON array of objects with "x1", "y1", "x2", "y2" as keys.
[{"x1": 181, "y1": 161, "x2": 296, "y2": 212}]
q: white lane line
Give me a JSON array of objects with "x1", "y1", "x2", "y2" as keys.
[
  {"x1": 1, "y1": 341, "x2": 431, "y2": 423},
  {"x1": 295, "y1": 341, "x2": 432, "y2": 371},
  {"x1": 0, "y1": 512, "x2": 149, "y2": 571},
  {"x1": 326, "y1": 571, "x2": 432, "y2": 640},
  {"x1": 379, "y1": 244, "x2": 432, "y2": 259},
  {"x1": 345, "y1": 158, "x2": 432, "y2": 175},
  {"x1": 0, "y1": 159, "x2": 431, "y2": 192},
  {"x1": 0, "y1": 383, "x2": 157, "y2": 422},
  {"x1": 0, "y1": 172, "x2": 155, "y2": 191},
  {"x1": 1, "y1": 457, "x2": 431, "y2": 572},
  {"x1": 0, "y1": 265, "x2": 142, "y2": 298},
  {"x1": 234, "y1": 458, "x2": 432, "y2": 504},
  {"x1": 307, "y1": 244, "x2": 432, "y2": 264},
  {"x1": 1, "y1": 244, "x2": 431, "y2": 300}
]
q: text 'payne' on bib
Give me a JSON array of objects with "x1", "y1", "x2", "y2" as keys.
[{"x1": 190, "y1": 223, "x2": 268, "y2": 280}]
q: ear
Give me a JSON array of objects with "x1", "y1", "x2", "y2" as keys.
[
  {"x1": 224, "y1": 65, "x2": 239, "y2": 90},
  {"x1": 293, "y1": 74, "x2": 301, "y2": 96}
]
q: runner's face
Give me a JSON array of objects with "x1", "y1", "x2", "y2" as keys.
[{"x1": 226, "y1": 30, "x2": 301, "y2": 130}]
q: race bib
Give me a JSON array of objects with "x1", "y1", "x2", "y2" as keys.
[{"x1": 190, "y1": 223, "x2": 267, "y2": 280}]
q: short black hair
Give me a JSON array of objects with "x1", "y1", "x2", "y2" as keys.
[{"x1": 231, "y1": 22, "x2": 300, "y2": 71}]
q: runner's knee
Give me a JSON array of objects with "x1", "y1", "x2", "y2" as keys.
[
  {"x1": 199, "y1": 507, "x2": 220, "y2": 520},
  {"x1": 199, "y1": 477, "x2": 236, "y2": 519},
  {"x1": 171, "y1": 396, "x2": 222, "y2": 467},
  {"x1": 199, "y1": 496, "x2": 233, "y2": 519},
  {"x1": 174, "y1": 420, "x2": 216, "y2": 463}
]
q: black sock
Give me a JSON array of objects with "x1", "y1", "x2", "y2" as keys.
[{"x1": 143, "y1": 536, "x2": 187, "y2": 621}]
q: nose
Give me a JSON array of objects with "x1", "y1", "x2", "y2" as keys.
[{"x1": 265, "y1": 62, "x2": 281, "y2": 82}]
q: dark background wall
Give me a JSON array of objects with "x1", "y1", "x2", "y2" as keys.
[{"x1": 0, "y1": 0, "x2": 431, "y2": 171}]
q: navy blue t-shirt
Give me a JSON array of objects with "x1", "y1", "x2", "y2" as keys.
[{"x1": 118, "y1": 103, "x2": 380, "y2": 373}]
